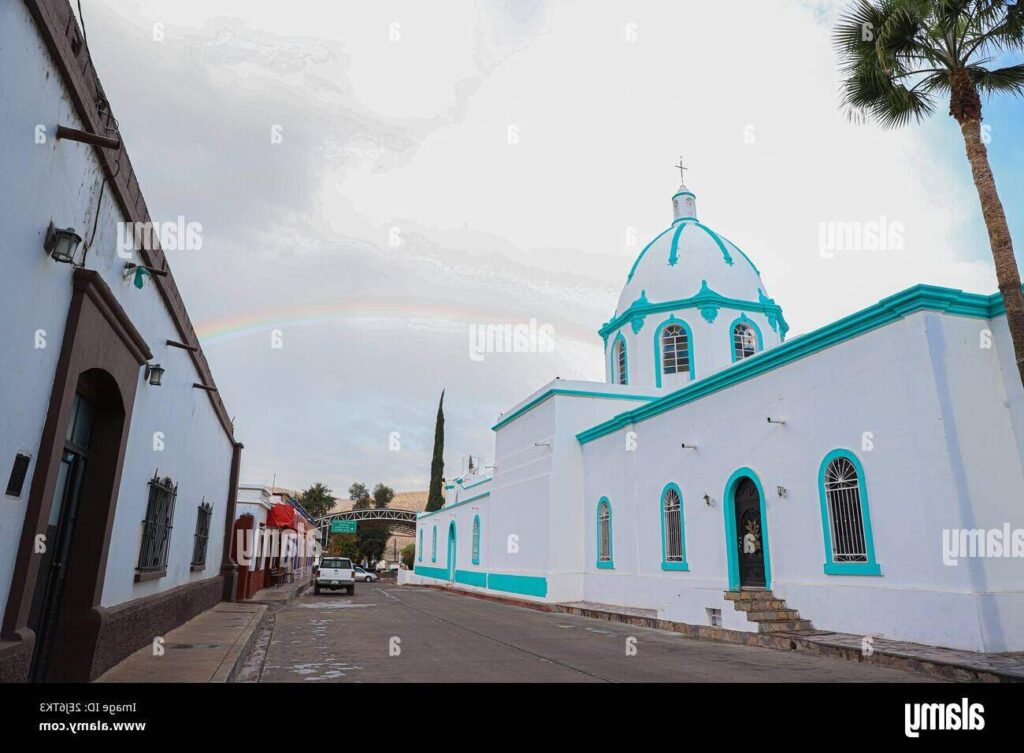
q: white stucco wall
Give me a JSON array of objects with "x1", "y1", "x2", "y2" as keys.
[
  {"x1": 582, "y1": 310, "x2": 1024, "y2": 651},
  {"x1": 0, "y1": 2, "x2": 235, "y2": 615}
]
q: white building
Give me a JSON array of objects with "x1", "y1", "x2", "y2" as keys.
[
  {"x1": 0, "y1": 1, "x2": 241, "y2": 681},
  {"x1": 410, "y1": 177, "x2": 1024, "y2": 653}
]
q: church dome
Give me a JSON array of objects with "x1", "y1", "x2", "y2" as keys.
[
  {"x1": 615, "y1": 181, "x2": 768, "y2": 317},
  {"x1": 602, "y1": 174, "x2": 788, "y2": 390}
]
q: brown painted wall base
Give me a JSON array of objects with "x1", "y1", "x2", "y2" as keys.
[
  {"x1": 0, "y1": 576, "x2": 224, "y2": 682},
  {"x1": 89, "y1": 576, "x2": 225, "y2": 681}
]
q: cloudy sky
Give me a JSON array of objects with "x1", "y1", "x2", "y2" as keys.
[{"x1": 77, "y1": 0, "x2": 1024, "y2": 496}]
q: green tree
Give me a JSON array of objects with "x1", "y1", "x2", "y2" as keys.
[
  {"x1": 298, "y1": 482, "x2": 335, "y2": 519},
  {"x1": 349, "y1": 482, "x2": 371, "y2": 510},
  {"x1": 372, "y1": 482, "x2": 395, "y2": 509},
  {"x1": 425, "y1": 390, "x2": 445, "y2": 512},
  {"x1": 835, "y1": 0, "x2": 1024, "y2": 387},
  {"x1": 401, "y1": 543, "x2": 416, "y2": 569},
  {"x1": 327, "y1": 533, "x2": 359, "y2": 559},
  {"x1": 356, "y1": 527, "x2": 390, "y2": 563}
]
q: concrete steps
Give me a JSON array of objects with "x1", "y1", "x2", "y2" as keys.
[{"x1": 725, "y1": 590, "x2": 814, "y2": 634}]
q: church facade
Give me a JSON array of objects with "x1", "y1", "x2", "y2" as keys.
[{"x1": 410, "y1": 178, "x2": 1024, "y2": 654}]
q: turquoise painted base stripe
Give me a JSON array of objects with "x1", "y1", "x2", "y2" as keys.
[
  {"x1": 415, "y1": 567, "x2": 548, "y2": 598},
  {"x1": 486, "y1": 573, "x2": 548, "y2": 597},
  {"x1": 454, "y1": 569, "x2": 487, "y2": 587},
  {"x1": 414, "y1": 565, "x2": 449, "y2": 580}
]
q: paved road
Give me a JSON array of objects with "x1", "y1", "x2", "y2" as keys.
[{"x1": 252, "y1": 583, "x2": 930, "y2": 683}]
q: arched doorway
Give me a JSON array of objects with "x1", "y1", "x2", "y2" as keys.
[
  {"x1": 446, "y1": 522, "x2": 457, "y2": 581},
  {"x1": 28, "y1": 368, "x2": 125, "y2": 681},
  {"x1": 723, "y1": 469, "x2": 771, "y2": 590}
]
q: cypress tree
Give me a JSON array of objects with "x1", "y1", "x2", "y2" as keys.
[{"x1": 425, "y1": 390, "x2": 445, "y2": 512}]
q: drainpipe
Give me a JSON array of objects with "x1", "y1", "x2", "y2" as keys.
[{"x1": 220, "y1": 441, "x2": 244, "y2": 601}]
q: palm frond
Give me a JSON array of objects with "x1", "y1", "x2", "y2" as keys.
[{"x1": 968, "y1": 62, "x2": 1024, "y2": 93}]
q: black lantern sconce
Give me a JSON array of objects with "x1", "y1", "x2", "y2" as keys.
[
  {"x1": 44, "y1": 222, "x2": 83, "y2": 265},
  {"x1": 144, "y1": 363, "x2": 165, "y2": 386}
]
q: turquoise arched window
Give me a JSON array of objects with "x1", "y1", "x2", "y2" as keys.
[
  {"x1": 729, "y1": 314, "x2": 763, "y2": 362},
  {"x1": 660, "y1": 483, "x2": 689, "y2": 571},
  {"x1": 431, "y1": 525, "x2": 437, "y2": 563},
  {"x1": 611, "y1": 333, "x2": 628, "y2": 385},
  {"x1": 418, "y1": 528, "x2": 423, "y2": 562},
  {"x1": 817, "y1": 450, "x2": 881, "y2": 575},
  {"x1": 654, "y1": 317, "x2": 695, "y2": 386},
  {"x1": 596, "y1": 498, "x2": 614, "y2": 568},
  {"x1": 472, "y1": 515, "x2": 481, "y2": 565}
]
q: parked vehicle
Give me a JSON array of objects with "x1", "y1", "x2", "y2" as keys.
[
  {"x1": 354, "y1": 566, "x2": 378, "y2": 583},
  {"x1": 314, "y1": 557, "x2": 355, "y2": 595}
]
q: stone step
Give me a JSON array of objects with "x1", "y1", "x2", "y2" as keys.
[
  {"x1": 757, "y1": 619, "x2": 814, "y2": 633},
  {"x1": 733, "y1": 598, "x2": 788, "y2": 611},
  {"x1": 745, "y1": 609, "x2": 800, "y2": 622},
  {"x1": 724, "y1": 590, "x2": 775, "y2": 602}
]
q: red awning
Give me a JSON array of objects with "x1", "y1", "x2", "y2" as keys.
[{"x1": 268, "y1": 503, "x2": 296, "y2": 529}]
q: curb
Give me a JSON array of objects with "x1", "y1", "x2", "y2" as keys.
[
  {"x1": 401, "y1": 582, "x2": 1022, "y2": 683},
  {"x1": 211, "y1": 604, "x2": 268, "y2": 684},
  {"x1": 248, "y1": 578, "x2": 311, "y2": 606}
]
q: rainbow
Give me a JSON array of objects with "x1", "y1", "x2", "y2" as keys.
[{"x1": 194, "y1": 299, "x2": 601, "y2": 349}]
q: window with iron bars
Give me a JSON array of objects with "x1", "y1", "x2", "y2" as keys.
[
  {"x1": 192, "y1": 500, "x2": 213, "y2": 570},
  {"x1": 662, "y1": 488, "x2": 684, "y2": 562},
  {"x1": 824, "y1": 457, "x2": 868, "y2": 562},
  {"x1": 136, "y1": 474, "x2": 177, "y2": 579}
]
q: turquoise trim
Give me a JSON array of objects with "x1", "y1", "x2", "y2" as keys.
[
  {"x1": 659, "y1": 482, "x2": 689, "y2": 571},
  {"x1": 722, "y1": 469, "x2": 772, "y2": 590},
  {"x1": 486, "y1": 572, "x2": 548, "y2": 597},
  {"x1": 729, "y1": 313, "x2": 764, "y2": 362},
  {"x1": 414, "y1": 565, "x2": 448, "y2": 580},
  {"x1": 452, "y1": 475, "x2": 492, "y2": 490},
  {"x1": 416, "y1": 567, "x2": 548, "y2": 597},
  {"x1": 667, "y1": 221, "x2": 688, "y2": 266},
  {"x1": 718, "y1": 232, "x2": 760, "y2": 275},
  {"x1": 472, "y1": 515, "x2": 481, "y2": 565},
  {"x1": 611, "y1": 332, "x2": 629, "y2": 385},
  {"x1": 672, "y1": 216, "x2": 697, "y2": 224},
  {"x1": 491, "y1": 388, "x2": 659, "y2": 432},
  {"x1": 818, "y1": 449, "x2": 882, "y2": 576},
  {"x1": 627, "y1": 226, "x2": 674, "y2": 282},
  {"x1": 653, "y1": 315, "x2": 695, "y2": 387},
  {"x1": 418, "y1": 528, "x2": 423, "y2": 562},
  {"x1": 695, "y1": 223, "x2": 733, "y2": 266},
  {"x1": 599, "y1": 282, "x2": 787, "y2": 341},
  {"x1": 581, "y1": 284, "x2": 1005, "y2": 445},
  {"x1": 446, "y1": 521, "x2": 457, "y2": 580},
  {"x1": 431, "y1": 525, "x2": 437, "y2": 562},
  {"x1": 672, "y1": 191, "x2": 696, "y2": 200},
  {"x1": 418, "y1": 491, "x2": 490, "y2": 520},
  {"x1": 454, "y1": 569, "x2": 487, "y2": 587},
  {"x1": 596, "y1": 497, "x2": 614, "y2": 569}
]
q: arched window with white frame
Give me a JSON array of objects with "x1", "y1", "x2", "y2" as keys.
[
  {"x1": 818, "y1": 450, "x2": 881, "y2": 576},
  {"x1": 733, "y1": 322, "x2": 759, "y2": 361},
  {"x1": 662, "y1": 324, "x2": 691, "y2": 376},
  {"x1": 612, "y1": 335, "x2": 628, "y2": 385}
]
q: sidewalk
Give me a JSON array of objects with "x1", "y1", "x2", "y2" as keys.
[
  {"x1": 248, "y1": 577, "x2": 310, "y2": 605},
  {"x1": 408, "y1": 583, "x2": 1024, "y2": 682},
  {"x1": 96, "y1": 602, "x2": 266, "y2": 683}
]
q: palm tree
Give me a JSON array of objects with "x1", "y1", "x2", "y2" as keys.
[{"x1": 835, "y1": 0, "x2": 1024, "y2": 387}]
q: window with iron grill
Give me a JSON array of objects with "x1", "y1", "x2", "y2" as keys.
[
  {"x1": 662, "y1": 324, "x2": 690, "y2": 375},
  {"x1": 192, "y1": 500, "x2": 213, "y2": 568},
  {"x1": 137, "y1": 474, "x2": 177, "y2": 574},
  {"x1": 663, "y1": 488, "x2": 683, "y2": 562},
  {"x1": 598, "y1": 500, "x2": 612, "y2": 562},
  {"x1": 615, "y1": 340, "x2": 627, "y2": 384},
  {"x1": 824, "y1": 457, "x2": 868, "y2": 562},
  {"x1": 733, "y1": 323, "x2": 758, "y2": 360}
]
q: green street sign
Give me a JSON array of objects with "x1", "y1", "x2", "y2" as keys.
[{"x1": 330, "y1": 520, "x2": 357, "y2": 534}]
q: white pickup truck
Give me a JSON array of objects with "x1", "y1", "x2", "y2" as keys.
[{"x1": 313, "y1": 557, "x2": 355, "y2": 595}]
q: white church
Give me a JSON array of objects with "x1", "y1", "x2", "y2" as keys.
[{"x1": 408, "y1": 175, "x2": 1024, "y2": 654}]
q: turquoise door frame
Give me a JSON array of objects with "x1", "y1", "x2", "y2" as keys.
[
  {"x1": 446, "y1": 521, "x2": 456, "y2": 581},
  {"x1": 722, "y1": 468, "x2": 772, "y2": 590}
]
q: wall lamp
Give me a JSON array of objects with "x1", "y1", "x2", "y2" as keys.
[
  {"x1": 767, "y1": 417, "x2": 787, "y2": 425},
  {"x1": 144, "y1": 363, "x2": 165, "y2": 386},
  {"x1": 703, "y1": 494, "x2": 715, "y2": 507},
  {"x1": 44, "y1": 223, "x2": 83, "y2": 265}
]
